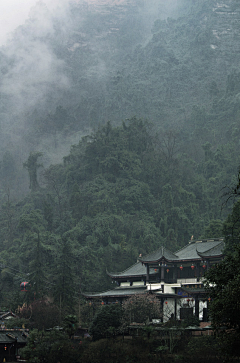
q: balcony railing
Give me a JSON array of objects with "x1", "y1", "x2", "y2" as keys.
[
  {"x1": 148, "y1": 277, "x2": 204, "y2": 284},
  {"x1": 177, "y1": 278, "x2": 199, "y2": 284}
]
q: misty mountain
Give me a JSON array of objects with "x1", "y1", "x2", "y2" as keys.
[
  {"x1": 0, "y1": 0, "x2": 240, "y2": 311},
  {"x1": 0, "y1": 0, "x2": 240, "y2": 194}
]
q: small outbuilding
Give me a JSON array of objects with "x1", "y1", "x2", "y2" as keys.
[{"x1": 0, "y1": 328, "x2": 28, "y2": 362}]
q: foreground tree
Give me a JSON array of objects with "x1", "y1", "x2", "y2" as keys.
[
  {"x1": 18, "y1": 210, "x2": 47, "y2": 299},
  {"x1": 63, "y1": 314, "x2": 78, "y2": 338},
  {"x1": 206, "y1": 171, "x2": 240, "y2": 330},
  {"x1": 19, "y1": 299, "x2": 60, "y2": 330},
  {"x1": 222, "y1": 199, "x2": 240, "y2": 252},
  {"x1": 89, "y1": 304, "x2": 123, "y2": 341},
  {"x1": 206, "y1": 249, "x2": 240, "y2": 357},
  {"x1": 205, "y1": 171, "x2": 240, "y2": 356},
  {"x1": 121, "y1": 294, "x2": 162, "y2": 327},
  {"x1": 20, "y1": 329, "x2": 81, "y2": 363},
  {"x1": 23, "y1": 152, "x2": 43, "y2": 191},
  {"x1": 206, "y1": 246, "x2": 240, "y2": 330}
]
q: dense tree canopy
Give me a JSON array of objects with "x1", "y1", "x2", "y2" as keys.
[
  {"x1": 205, "y1": 170, "x2": 240, "y2": 359},
  {"x1": 0, "y1": 117, "x2": 237, "y2": 315},
  {"x1": 89, "y1": 304, "x2": 123, "y2": 341},
  {"x1": 206, "y1": 246, "x2": 240, "y2": 330},
  {"x1": 0, "y1": 0, "x2": 239, "y2": 324}
]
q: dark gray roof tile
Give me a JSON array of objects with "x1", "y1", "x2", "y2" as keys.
[
  {"x1": 108, "y1": 262, "x2": 157, "y2": 278},
  {"x1": 176, "y1": 239, "x2": 224, "y2": 260},
  {"x1": 84, "y1": 286, "x2": 147, "y2": 298},
  {"x1": 0, "y1": 330, "x2": 28, "y2": 344},
  {"x1": 197, "y1": 241, "x2": 224, "y2": 257},
  {"x1": 109, "y1": 239, "x2": 224, "y2": 278},
  {"x1": 108, "y1": 262, "x2": 146, "y2": 278},
  {"x1": 140, "y1": 246, "x2": 178, "y2": 263}
]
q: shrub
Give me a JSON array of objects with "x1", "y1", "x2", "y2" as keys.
[{"x1": 89, "y1": 304, "x2": 122, "y2": 341}]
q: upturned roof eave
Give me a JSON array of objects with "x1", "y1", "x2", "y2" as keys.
[
  {"x1": 82, "y1": 287, "x2": 148, "y2": 299},
  {"x1": 82, "y1": 291, "x2": 111, "y2": 298},
  {"x1": 138, "y1": 245, "x2": 179, "y2": 264},
  {"x1": 139, "y1": 258, "x2": 179, "y2": 264},
  {"x1": 107, "y1": 272, "x2": 147, "y2": 279},
  {"x1": 83, "y1": 291, "x2": 181, "y2": 299},
  {"x1": 106, "y1": 262, "x2": 145, "y2": 279},
  {"x1": 197, "y1": 251, "x2": 224, "y2": 259},
  {"x1": 140, "y1": 256, "x2": 213, "y2": 263},
  {"x1": 141, "y1": 254, "x2": 224, "y2": 264}
]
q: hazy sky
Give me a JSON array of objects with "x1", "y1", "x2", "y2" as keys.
[
  {"x1": 0, "y1": 0, "x2": 65, "y2": 45},
  {"x1": 0, "y1": 0, "x2": 168, "y2": 45},
  {"x1": 0, "y1": 0, "x2": 120, "y2": 45}
]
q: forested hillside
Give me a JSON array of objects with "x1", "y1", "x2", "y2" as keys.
[
  {"x1": 0, "y1": 117, "x2": 236, "y2": 311},
  {"x1": 0, "y1": 0, "x2": 239, "y2": 313}
]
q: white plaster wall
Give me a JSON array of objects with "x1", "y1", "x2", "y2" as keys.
[{"x1": 163, "y1": 298, "x2": 175, "y2": 322}]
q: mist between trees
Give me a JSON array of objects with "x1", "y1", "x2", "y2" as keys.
[{"x1": 0, "y1": 2, "x2": 239, "y2": 358}]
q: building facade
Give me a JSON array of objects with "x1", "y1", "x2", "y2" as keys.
[{"x1": 84, "y1": 238, "x2": 224, "y2": 321}]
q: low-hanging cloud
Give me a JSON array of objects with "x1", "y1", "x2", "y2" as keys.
[
  {"x1": 0, "y1": 0, "x2": 185, "y2": 192},
  {"x1": 0, "y1": 1, "x2": 71, "y2": 114},
  {"x1": 0, "y1": 0, "x2": 72, "y2": 45}
]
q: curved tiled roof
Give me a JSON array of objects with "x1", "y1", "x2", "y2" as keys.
[
  {"x1": 0, "y1": 329, "x2": 28, "y2": 344},
  {"x1": 109, "y1": 239, "x2": 224, "y2": 277},
  {"x1": 196, "y1": 241, "x2": 224, "y2": 258},
  {"x1": 83, "y1": 286, "x2": 147, "y2": 298},
  {"x1": 139, "y1": 246, "x2": 179, "y2": 263},
  {"x1": 139, "y1": 239, "x2": 224, "y2": 264},
  {"x1": 107, "y1": 262, "x2": 157, "y2": 278},
  {"x1": 175, "y1": 239, "x2": 224, "y2": 260}
]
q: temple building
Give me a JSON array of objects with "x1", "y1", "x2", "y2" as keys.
[{"x1": 83, "y1": 238, "x2": 224, "y2": 321}]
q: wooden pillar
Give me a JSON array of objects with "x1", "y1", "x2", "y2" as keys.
[
  {"x1": 196, "y1": 262, "x2": 200, "y2": 280},
  {"x1": 161, "y1": 265, "x2": 165, "y2": 282},
  {"x1": 173, "y1": 265, "x2": 176, "y2": 282},
  {"x1": 146, "y1": 264, "x2": 149, "y2": 283},
  {"x1": 174, "y1": 298, "x2": 177, "y2": 320},
  {"x1": 195, "y1": 296, "x2": 199, "y2": 319}
]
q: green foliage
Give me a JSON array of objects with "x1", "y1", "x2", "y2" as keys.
[
  {"x1": 206, "y1": 171, "x2": 240, "y2": 337},
  {"x1": 89, "y1": 304, "x2": 123, "y2": 341},
  {"x1": 222, "y1": 199, "x2": 240, "y2": 251},
  {"x1": 0, "y1": 116, "x2": 236, "y2": 312},
  {"x1": 63, "y1": 314, "x2": 78, "y2": 337},
  {"x1": 53, "y1": 237, "x2": 76, "y2": 314},
  {"x1": 206, "y1": 244, "x2": 240, "y2": 330},
  {"x1": 80, "y1": 338, "x2": 169, "y2": 363},
  {"x1": 215, "y1": 331, "x2": 240, "y2": 357},
  {"x1": 0, "y1": 1, "x2": 240, "y2": 330},
  {"x1": 155, "y1": 345, "x2": 169, "y2": 353},
  {"x1": 20, "y1": 329, "x2": 81, "y2": 363},
  {"x1": 203, "y1": 219, "x2": 223, "y2": 239},
  {"x1": 187, "y1": 336, "x2": 221, "y2": 360},
  {"x1": 5, "y1": 317, "x2": 29, "y2": 329},
  {"x1": 180, "y1": 315, "x2": 200, "y2": 328}
]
